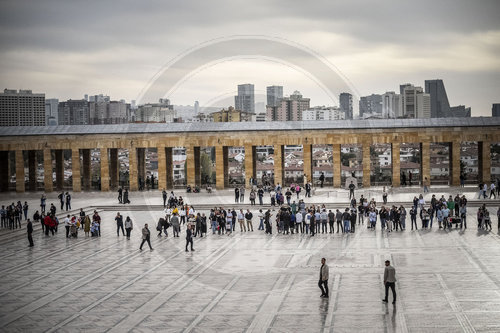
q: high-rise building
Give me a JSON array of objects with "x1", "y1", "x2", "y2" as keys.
[
  {"x1": 302, "y1": 106, "x2": 344, "y2": 121},
  {"x1": 266, "y1": 91, "x2": 310, "y2": 121},
  {"x1": 0, "y1": 89, "x2": 45, "y2": 126},
  {"x1": 235, "y1": 84, "x2": 255, "y2": 113},
  {"x1": 400, "y1": 84, "x2": 430, "y2": 118},
  {"x1": 424, "y1": 79, "x2": 450, "y2": 118},
  {"x1": 359, "y1": 94, "x2": 383, "y2": 118},
  {"x1": 45, "y1": 98, "x2": 59, "y2": 126},
  {"x1": 266, "y1": 85, "x2": 283, "y2": 107},
  {"x1": 194, "y1": 101, "x2": 199, "y2": 114},
  {"x1": 425, "y1": 79, "x2": 471, "y2": 118},
  {"x1": 493, "y1": 103, "x2": 500, "y2": 117},
  {"x1": 58, "y1": 99, "x2": 90, "y2": 125},
  {"x1": 135, "y1": 99, "x2": 176, "y2": 123},
  {"x1": 381, "y1": 92, "x2": 401, "y2": 118},
  {"x1": 339, "y1": 93, "x2": 353, "y2": 119},
  {"x1": 88, "y1": 94, "x2": 110, "y2": 103}
]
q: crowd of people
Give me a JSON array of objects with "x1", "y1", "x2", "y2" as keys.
[{"x1": 2, "y1": 180, "x2": 500, "y2": 249}]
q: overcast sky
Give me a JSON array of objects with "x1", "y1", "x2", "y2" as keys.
[{"x1": 0, "y1": 0, "x2": 499, "y2": 116}]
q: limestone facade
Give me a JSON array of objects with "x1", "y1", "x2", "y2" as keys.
[{"x1": 0, "y1": 124, "x2": 499, "y2": 192}]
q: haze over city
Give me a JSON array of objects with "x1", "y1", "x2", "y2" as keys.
[{"x1": 0, "y1": 0, "x2": 499, "y2": 116}]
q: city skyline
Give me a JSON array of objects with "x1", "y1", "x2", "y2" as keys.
[{"x1": 0, "y1": 1, "x2": 499, "y2": 117}]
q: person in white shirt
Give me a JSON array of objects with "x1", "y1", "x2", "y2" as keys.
[
  {"x1": 295, "y1": 211, "x2": 303, "y2": 233},
  {"x1": 64, "y1": 214, "x2": 71, "y2": 238},
  {"x1": 483, "y1": 183, "x2": 488, "y2": 199},
  {"x1": 257, "y1": 209, "x2": 265, "y2": 230},
  {"x1": 304, "y1": 211, "x2": 311, "y2": 234},
  {"x1": 179, "y1": 208, "x2": 186, "y2": 225},
  {"x1": 164, "y1": 207, "x2": 172, "y2": 223}
]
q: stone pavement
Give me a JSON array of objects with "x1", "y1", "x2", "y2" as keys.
[{"x1": 0, "y1": 187, "x2": 499, "y2": 332}]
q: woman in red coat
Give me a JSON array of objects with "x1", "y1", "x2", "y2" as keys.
[{"x1": 44, "y1": 214, "x2": 56, "y2": 236}]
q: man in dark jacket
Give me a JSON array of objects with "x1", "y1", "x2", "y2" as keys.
[
  {"x1": 139, "y1": 224, "x2": 153, "y2": 251},
  {"x1": 185, "y1": 224, "x2": 194, "y2": 252},
  {"x1": 27, "y1": 219, "x2": 34, "y2": 247}
]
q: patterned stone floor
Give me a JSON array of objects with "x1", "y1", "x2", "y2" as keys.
[{"x1": 0, "y1": 203, "x2": 500, "y2": 332}]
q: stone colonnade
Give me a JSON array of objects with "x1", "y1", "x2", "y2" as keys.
[{"x1": 0, "y1": 128, "x2": 498, "y2": 192}]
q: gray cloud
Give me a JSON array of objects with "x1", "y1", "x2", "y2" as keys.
[{"x1": 0, "y1": 0, "x2": 499, "y2": 116}]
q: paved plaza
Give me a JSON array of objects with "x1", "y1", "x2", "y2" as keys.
[{"x1": 0, "y1": 187, "x2": 499, "y2": 332}]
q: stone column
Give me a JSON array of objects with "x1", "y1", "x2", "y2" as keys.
[
  {"x1": 215, "y1": 145, "x2": 228, "y2": 190},
  {"x1": 55, "y1": 150, "x2": 64, "y2": 190},
  {"x1": 449, "y1": 141, "x2": 461, "y2": 186},
  {"x1": 157, "y1": 147, "x2": 167, "y2": 190},
  {"x1": 244, "y1": 144, "x2": 255, "y2": 188},
  {"x1": 43, "y1": 149, "x2": 53, "y2": 192},
  {"x1": 302, "y1": 143, "x2": 313, "y2": 186},
  {"x1": 392, "y1": 142, "x2": 400, "y2": 187},
  {"x1": 0, "y1": 151, "x2": 9, "y2": 191},
  {"x1": 28, "y1": 150, "x2": 37, "y2": 191},
  {"x1": 100, "y1": 148, "x2": 110, "y2": 191},
  {"x1": 194, "y1": 146, "x2": 201, "y2": 186},
  {"x1": 81, "y1": 149, "x2": 91, "y2": 190},
  {"x1": 185, "y1": 146, "x2": 198, "y2": 187},
  {"x1": 129, "y1": 147, "x2": 138, "y2": 191},
  {"x1": 15, "y1": 149, "x2": 25, "y2": 193},
  {"x1": 362, "y1": 142, "x2": 371, "y2": 188},
  {"x1": 478, "y1": 141, "x2": 491, "y2": 183},
  {"x1": 137, "y1": 148, "x2": 146, "y2": 187},
  {"x1": 332, "y1": 144, "x2": 341, "y2": 188},
  {"x1": 71, "y1": 148, "x2": 81, "y2": 192},
  {"x1": 274, "y1": 144, "x2": 283, "y2": 186},
  {"x1": 166, "y1": 147, "x2": 173, "y2": 189},
  {"x1": 420, "y1": 142, "x2": 430, "y2": 186},
  {"x1": 215, "y1": 145, "x2": 223, "y2": 190},
  {"x1": 109, "y1": 148, "x2": 118, "y2": 190}
]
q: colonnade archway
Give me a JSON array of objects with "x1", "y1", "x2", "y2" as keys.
[{"x1": 1, "y1": 119, "x2": 499, "y2": 192}]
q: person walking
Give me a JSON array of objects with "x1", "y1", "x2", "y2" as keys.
[
  {"x1": 318, "y1": 258, "x2": 329, "y2": 298},
  {"x1": 139, "y1": 224, "x2": 153, "y2": 251},
  {"x1": 185, "y1": 224, "x2": 194, "y2": 252},
  {"x1": 118, "y1": 187, "x2": 123, "y2": 204},
  {"x1": 124, "y1": 216, "x2": 133, "y2": 240},
  {"x1": 27, "y1": 218, "x2": 34, "y2": 247},
  {"x1": 382, "y1": 260, "x2": 397, "y2": 304},
  {"x1": 115, "y1": 212, "x2": 125, "y2": 236},
  {"x1": 65, "y1": 192, "x2": 71, "y2": 211}
]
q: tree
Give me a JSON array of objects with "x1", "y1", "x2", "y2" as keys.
[{"x1": 200, "y1": 152, "x2": 213, "y2": 185}]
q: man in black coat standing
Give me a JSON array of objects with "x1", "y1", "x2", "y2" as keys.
[{"x1": 27, "y1": 219, "x2": 34, "y2": 247}]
